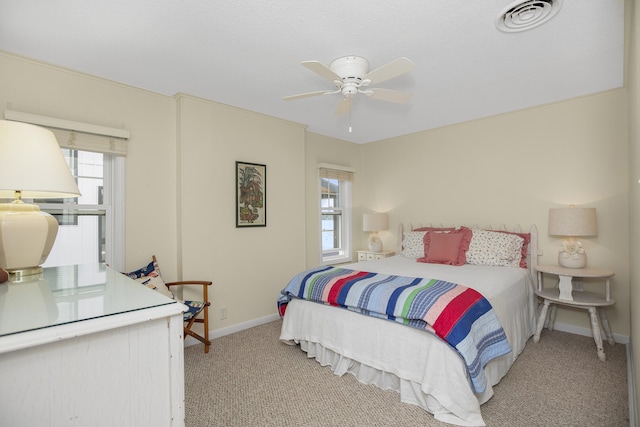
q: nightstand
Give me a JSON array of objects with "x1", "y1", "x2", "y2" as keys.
[
  {"x1": 357, "y1": 250, "x2": 395, "y2": 261},
  {"x1": 534, "y1": 264, "x2": 615, "y2": 361}
]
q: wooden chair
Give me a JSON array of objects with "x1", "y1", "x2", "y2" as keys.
[
  {"x1": 151, "y1": 256, "x2": 213, "y2": 353},
  {"x1": 124, "y1": 256, "x2": 212, "y2": 353}
]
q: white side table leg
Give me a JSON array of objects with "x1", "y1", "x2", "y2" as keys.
[
  {"x1": 534, "y1": 300, "x2": 551, "y2": 343},
  {"x1": 598, "y1": 308, "x2": 615, "y2": 346},
  {"x1": 588, "y1": 306, "x2": 606, "y2": 361},
  {"x1": 548, "y1": 305, "x2": 557, "y2": 331}
]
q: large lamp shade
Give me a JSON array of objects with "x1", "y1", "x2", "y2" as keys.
[
  {"x1": 0, "y1": 120, "x2": 81, "y2": 279},
  {"x1": 548, "y1": 206, "x2": 597, "y2": 269},
  {"x1": 548, "y1": 207, "x2": 598, "y2": 237}
]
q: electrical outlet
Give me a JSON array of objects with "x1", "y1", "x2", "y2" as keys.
[{"x1": 220, "y1": 306, "x2": 228, "y2": 320}]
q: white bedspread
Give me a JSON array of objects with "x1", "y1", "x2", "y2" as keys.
[{"x1": 279, "y1": 256, "x2": 536, "y2": 426}]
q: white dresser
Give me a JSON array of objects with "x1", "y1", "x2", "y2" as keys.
[{"x1": 0, "y1": 264, "x2": 186, "y2": 427}]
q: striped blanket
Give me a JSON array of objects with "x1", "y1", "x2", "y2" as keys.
[{"x1": 277, "y1": 265, "x2": 512, "y2": 393}]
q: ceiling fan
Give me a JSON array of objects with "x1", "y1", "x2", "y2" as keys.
[{"x1": 283, "y1": 56, "x2": 416, "y2": 115}]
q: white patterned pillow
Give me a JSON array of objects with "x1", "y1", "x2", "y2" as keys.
[
  {"x1": 124, "y1": 259, "x2": 175, "y2": 300},
  {"x1": 401, "y1": 231, "x2": 427, "y2": 258},
  {"x1": 465, "y1": 229, "x2": 524, "y2": 267}
]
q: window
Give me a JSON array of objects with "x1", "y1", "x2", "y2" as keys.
[
  {"x1": 36, "y1": 148, "x2": 125, "y2": 270},
  {"x1": 319, "y1": 165, "x2": 353, "y2": 264}
]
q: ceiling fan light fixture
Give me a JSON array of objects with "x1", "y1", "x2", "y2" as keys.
[
  {"x1": 496, "y1": 0, "x2": 563, "y2": 33},
  {"x1": 283, "y1": 55, "x2": 415, "y2": 116}
]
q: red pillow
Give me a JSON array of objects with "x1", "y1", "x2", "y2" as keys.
[
  {"x1": 492, "y1": 230, "x2": 531, "y2": 268},
  {"x1": 418, "y1": 227, "x2": 472, "y2": 266}
]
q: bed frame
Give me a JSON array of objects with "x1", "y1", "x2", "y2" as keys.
[{"x1": 396, "y1": 223, "x2": 539, "y2": 288}]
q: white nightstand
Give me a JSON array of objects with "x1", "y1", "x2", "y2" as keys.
[
  {"x1": 534, "y1": 264, "x2": 615, "y2": 361},
  {"x1": 357, "y1": 250, "x2": 395, "y2": 261}
]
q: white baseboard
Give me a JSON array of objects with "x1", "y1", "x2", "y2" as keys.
[
  {"x1": 551, "y1": 321, "x2": 629, "y2": 344},
  {"x1": 184, "y1": 312, "x2": 281, "y2": 347}
]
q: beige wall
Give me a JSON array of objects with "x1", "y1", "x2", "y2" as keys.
[
  {"x1": 175, "y1": 93, "x2": 307, "y2": 325},
  {"x1": 627, "y1": 0, "x2": 639, "y2": 416},
  {"x1": 360, "y1": 89, "x2": 630, "y2": 337}
]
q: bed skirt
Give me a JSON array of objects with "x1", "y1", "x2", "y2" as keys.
[{"x1": 280, "y1": 298, "x2": 531, "y2": 427}]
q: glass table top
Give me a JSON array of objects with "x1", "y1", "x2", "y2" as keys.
[{"x1": 0, "y1": 263, "x2": 177, "y2": 337}]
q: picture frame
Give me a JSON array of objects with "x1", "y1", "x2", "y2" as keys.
[{"x1": 236, "y1": 161, "x2": 266, "y2": 227}]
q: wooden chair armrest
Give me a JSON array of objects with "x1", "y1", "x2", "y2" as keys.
[{"x1": 165, "y1": 280, "x2": 212, "y2": 287}]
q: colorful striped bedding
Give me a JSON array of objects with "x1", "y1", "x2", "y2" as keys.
[{"x1": 277, "y1": 265, "x2": 512, "y2": 393}]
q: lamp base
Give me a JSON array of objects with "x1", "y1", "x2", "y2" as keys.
[
  {"x1": 367, "y1": 231, "x2": 383, "y2": 252},
  {"x1": 558, "y1": 251, "x2": 587, "y2": 269},
  {"x1": 368, "y1": 240, "x2": 383, "y2": 252},
  {"x1": 0, "y1": 201, "x2": 58, "y2": 273},
  {"x1": 9, "y1": 266, "x2": 44, "y2": 283}
]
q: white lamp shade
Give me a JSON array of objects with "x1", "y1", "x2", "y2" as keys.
[
  {"x1": 0, "y1": 120, "x2": 81, "y2": 199},
  {"x1": 548, "y1": 207, "x2": 597, "y2": 237},
  {"x1": 363, "y1": 213, "x2": 388, "y2": 232}
]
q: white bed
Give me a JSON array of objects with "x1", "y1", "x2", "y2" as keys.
[{"x1": 279, "y1": 225, "x2": 538, "y2": 426}]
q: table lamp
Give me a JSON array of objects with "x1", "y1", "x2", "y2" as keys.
[
  {"x1": 363, "y1": 212, "x2": 388, "y2": 252},
  {"x1": 0, "y1": 120, "x2": 81, "y2": 280},
  {"x1": 548, "y1": 206, "x2": 597, "y2": 269}
]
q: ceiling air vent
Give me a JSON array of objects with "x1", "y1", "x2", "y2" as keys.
[{"x1": 495, "y1": 0, "x2": 563, "y2": 33}]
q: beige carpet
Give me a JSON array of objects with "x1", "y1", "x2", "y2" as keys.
[{"x1": 184, "y1": 320, "x2": 629, "y2": 426}]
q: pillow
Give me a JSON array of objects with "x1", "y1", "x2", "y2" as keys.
[
  {"x1": 465, "y1": 229, "x2": 525, "y2": 267},
  {"x1": 491, "y1": 230, "x2": 531, "y2": 268},
  {"x1": 418, "y1": 227, "x2": 472, "y2": 266},
  {"x1": 401, "y1": 228, "x2": 455, "y2": 258},
  {"x1": 401, "y1": 231, "x2": 428, "y2": 258},
  {"x1": 124, "y1": 259, "x2": 175, "y2": 300}
]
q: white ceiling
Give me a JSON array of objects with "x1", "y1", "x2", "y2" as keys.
[{"x1": 0, "y1": 1, "x2": 625, "y2": 144}]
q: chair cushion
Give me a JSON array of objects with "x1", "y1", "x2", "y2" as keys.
[
  {"x1": 183, "y1": 300, "x2": 206, "y2": 321},
  {"x1": 124, "y1": 259, "x2": 175, "y2": 300}
]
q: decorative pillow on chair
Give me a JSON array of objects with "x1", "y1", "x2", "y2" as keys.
[
  {"x1": 183, "y1": 300, "x2": 206, "y2": 321},
  {"x1": 124, "y1": 259, "x2": 175, "y2": 300}
]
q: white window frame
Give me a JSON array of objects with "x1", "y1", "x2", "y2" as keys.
[
  {"x1": 35, "y1": 153, "x2": 125, "y2": 271},
  {"x1": 319, "y1": 164, "x2": 354, "y2": 265}
]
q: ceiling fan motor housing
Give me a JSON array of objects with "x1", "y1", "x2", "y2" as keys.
[{"x1": 330, "y1": 56, "x2": 369, "y2": 79}]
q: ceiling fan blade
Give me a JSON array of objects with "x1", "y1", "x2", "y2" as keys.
[
  {"x1": 366, "y1": 88, "x2": 413, "y2": 103},
  {"x1": 283, "y1": 90, "x2": 335, "y2": 101},
  {"x1": 364, "y1": 57, "x2": 416, "y2": 85},
  {"x1": 335, "y1": 97, "x2": 352, "y2": 115},
  {"x1": 301, "y1": 60, "x2": 342, "y2": 82}
]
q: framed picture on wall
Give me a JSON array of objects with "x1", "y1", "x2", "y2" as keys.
[{"x1": 236, "y1": 161, "x2": 266, "y2": 227}]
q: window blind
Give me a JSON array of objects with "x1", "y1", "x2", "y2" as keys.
[
  {"x1": 4, "y1": 110, "x2": 129, "y2": 156},
  {"x1": 318, "y1": 163, "x2": 355, "y2": 181},
  {"x1": 47, "y1": 128, "x2": 126, "y2": 155}
]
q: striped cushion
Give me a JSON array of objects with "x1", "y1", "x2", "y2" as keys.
[{"x1": 184, "y1": 300, "x2": 206, "y2": 321}]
